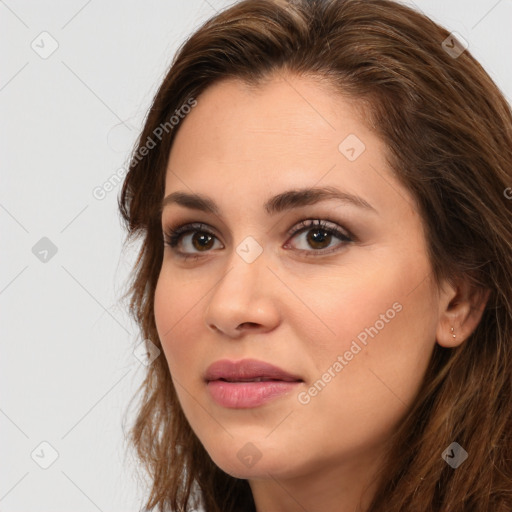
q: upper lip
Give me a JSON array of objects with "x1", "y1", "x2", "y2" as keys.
[{"x1": 204, "y1": 358, "x2": 303, "y2": 382}]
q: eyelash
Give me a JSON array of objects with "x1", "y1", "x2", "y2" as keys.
[{"x1": 163, "y1": 219, "x2": 354, "y2": 261}]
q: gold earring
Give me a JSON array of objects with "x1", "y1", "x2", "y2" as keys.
[{"x1": 451, "y1": 327, "x2": 456, "y2": 338}]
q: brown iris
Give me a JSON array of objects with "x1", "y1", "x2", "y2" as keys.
[
  {"x1": 306, "y1": 229, "x2": 332, "y2": 250},
  {"x1": 192, "y1": 232, "x2": 215, "y2": 251}
]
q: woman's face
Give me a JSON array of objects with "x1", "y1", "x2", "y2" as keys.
[{"x1": 154, "y1": 75, "x2": 444, "y2": 485}]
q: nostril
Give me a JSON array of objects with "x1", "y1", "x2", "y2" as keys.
[{"x1": 238, "y1": 322, "x2": 259, "y2": 329}]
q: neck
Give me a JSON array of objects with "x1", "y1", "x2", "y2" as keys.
[{"x1": 248, "y1": 447, "x2": 386, "y2": 512}]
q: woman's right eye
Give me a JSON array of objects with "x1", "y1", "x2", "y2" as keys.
[{"x1": 163, "y1": 223, "x2": 223, "y2": 260}]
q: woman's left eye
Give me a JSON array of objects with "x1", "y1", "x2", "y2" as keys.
[
  {"x1": 163, "y1": 219, "x2": 353, "y2": 260},
  {"x1": 285, "y1": 219, "x2": 353, "y2": 255}
]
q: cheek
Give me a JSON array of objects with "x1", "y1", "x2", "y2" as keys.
[
  {"x1": 154, "y1": 271, "x2": 202, "y2": 374},
  {"x1": 294, "y1": 245, "x2": 435, "y2": 377},
  {"x1": 293, "y1": 255, "x2": 437, "y2": 442},
  {"x1": 290, "y1": 249, "x2": 434, "y2": 360},
  {"x1": 153, "y1": 273, "x2": 210, "y2": 431}
]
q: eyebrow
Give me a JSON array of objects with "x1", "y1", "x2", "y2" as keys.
[{"x1": 160, "y1": 186, "x2": 377, "y2": 216}]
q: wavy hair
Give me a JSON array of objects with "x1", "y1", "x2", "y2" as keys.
[{"x1": 118, "y1": 0, "x2": 512, "y2": 510}]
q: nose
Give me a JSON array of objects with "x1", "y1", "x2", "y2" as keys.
[{"x1": 204, "y1": 248, "x2": 281, "y2": 338}]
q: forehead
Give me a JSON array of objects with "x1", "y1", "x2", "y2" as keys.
[
  {"x1": 168, "y1": 76, "x2": 367, "y2": 172},
  {"x1": 164, "y1": 74, "x2": 416, "y2": 221}
]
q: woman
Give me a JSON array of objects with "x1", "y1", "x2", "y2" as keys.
[{"x1": 119, "y1": 0, "x2": 512, "y2": 510}]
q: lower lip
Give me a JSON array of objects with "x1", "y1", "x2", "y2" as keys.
[{"x1": 206, "y1": 380, "x2": 302, "y2": 408}]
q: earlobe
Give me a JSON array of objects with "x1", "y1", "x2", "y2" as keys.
[
  {"x1": 435, "y1": 278, "x2": 491, "y2": 348},
  {"x1": 436, "y1": 319, "x2": 464, "y2": 349}
]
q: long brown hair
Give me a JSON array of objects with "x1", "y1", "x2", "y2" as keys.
[{"x1": 118, "y1": 0, "x2": 512, "y2": 510}]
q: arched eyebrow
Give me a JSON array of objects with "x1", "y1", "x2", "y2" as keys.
[{"x1": 160, "y1": 186, "x2": 377, "y2": 216}]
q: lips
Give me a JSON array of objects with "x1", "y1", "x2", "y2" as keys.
[
  {"x1": 204, "y1": 358, "x2": 303, "y2": 383},
  {"x1": 204, "y1": 358, "x2": 304, "y2": 408}
]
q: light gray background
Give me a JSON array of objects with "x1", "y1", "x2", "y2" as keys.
[{"x1": 1, "y1": 1, "x2": 511, "y2": 511}]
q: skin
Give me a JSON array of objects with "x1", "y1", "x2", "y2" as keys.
[{"x1": 154, "y1": 73, "x2": 487, "y2": 512}]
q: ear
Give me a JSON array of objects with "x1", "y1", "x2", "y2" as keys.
[{"x1": 436, "y1": 277, "x2": 491, "y2": 348}]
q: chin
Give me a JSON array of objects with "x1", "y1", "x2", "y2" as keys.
[{"x1": 205, "y1": 440, "x2": 302, "y2": 480}]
